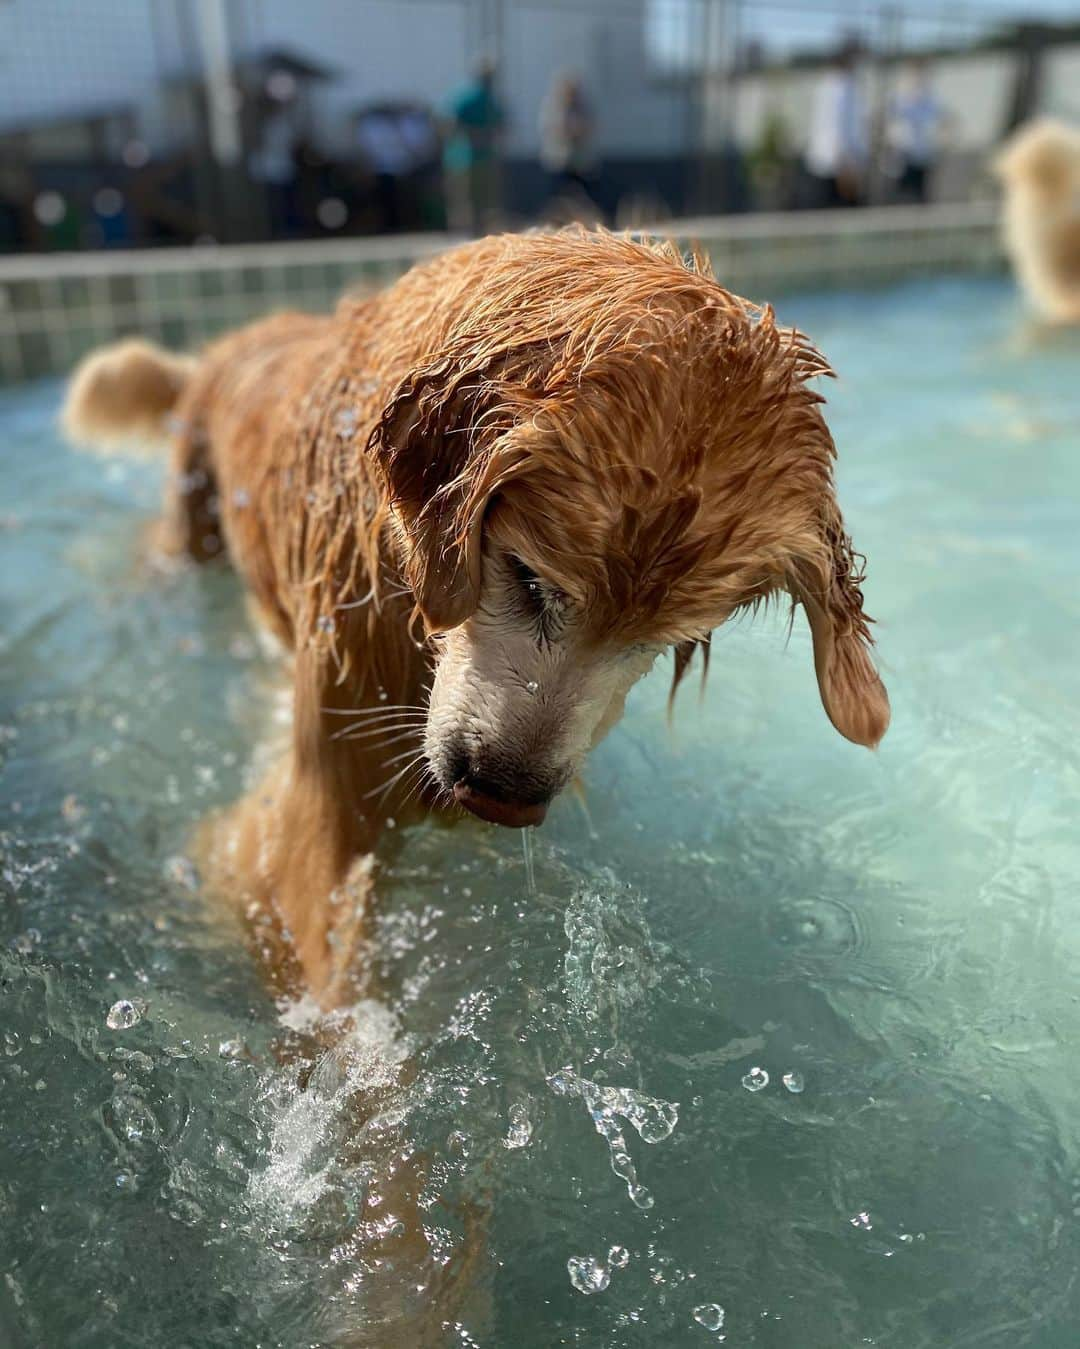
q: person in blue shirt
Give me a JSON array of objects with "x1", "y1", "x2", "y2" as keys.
[
  {"x1": 887, "y1": 60, "x2": 949, "y2": 204},
  {"x1": 443, "y1": 58, "x2": 505, "y2": 235}
]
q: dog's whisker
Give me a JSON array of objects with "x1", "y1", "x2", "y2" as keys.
[
  {"x1": 394, "y1": 763, "x2": 430, "y2": 810},
  {"x1": 334, "y1": 716, "x2": 425, "y2": 736},
  {"x1": 327, "y1": 715, "x2": 425, "y2": 739},
  {"x1": 371, "y1": 765, "x2": 424, "y2": 813},
  {"x1": 331, "y1": 721, "x2": 425, "y2": 745},
  {"x1": 362, "y1": 752, "x2": 427, "y2": 803},
  {"x1": 379, "y1": 745, "x2": 429, "y2": 768},
  {"x1": 320, "y1": 703, "x2": 426, "y2": 717},
  {"x1": 326, "y1": 710, "x2": 426, "y2": 730}
]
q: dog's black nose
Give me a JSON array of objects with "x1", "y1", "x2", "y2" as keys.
[{"x1": 453, "y1": 773, "x2": 549, "y2": 828}]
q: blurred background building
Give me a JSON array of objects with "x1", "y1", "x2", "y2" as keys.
[{"x1": 1, "y1": 0, "x2": 1079, "y2": 253}]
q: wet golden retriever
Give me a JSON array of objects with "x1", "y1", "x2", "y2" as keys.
[{"x1": 64, "y1": 228, "x2": 889, "y2": 1005}]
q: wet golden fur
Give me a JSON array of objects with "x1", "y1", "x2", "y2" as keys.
[
  {"x1": 64, "y1": 228, "x2": 888, "y2": 1002},
  {"x1": 994, "y1": 118, "x2": 1080, "y2": 323},
  {"x1": 64, "y1": 229, "x2": 889, "y2": 1343}
]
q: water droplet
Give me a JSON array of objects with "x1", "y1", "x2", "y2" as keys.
[
  {"x1": 334, "y1": 408, "x2": 358, "y2": 437},
  {"x1": 112, "y1": 1048, "x2": 153, "y2": 1073},
  {"x1": 106, "y1": 1000, "x2": 141, "y2": 1030},
  {"x1": 741, "y1": 1066, "x2": 769, "y2": 1092},
  {"x1": 163, "y1": 855, "x2": 200, "y2": 891},
  {"x1": 608, "y1": 1245, "x2": 629, "y2": 1268},
  {"x1": 692, "y1": 1303, "x2": 725, "y2": 1331},
  {"x1": 525, "y1": 680, "x2": 540, "y2": 693},
  {"x1": 504, "y1": 1102, "x2": 533, "y2": 1150},
  {"x1": 232, "y1": 487, "x2": 251, "y2": 509},
  {"x1": 316, "y1": 615, "x2": 335, "y2": 634},
  {"x1": 447, "y1": 1130, "x2": 470, "y2": 1158},
  {"x1": 899, "y1": 1233, "x2": 913, "y2": 1244},
  {"x1": 782, "y1": 1070, "x2": 805, "y2": 1094},
  {"x1": 629, "y1": 1183, "x2": 654, "y2": 1210},
  {"x1": 567, "y1": 1255, "x2": 610, "y2": 1295},
  {"x1": 768, "y1": 897, "x2": 862, "y2": 955}
]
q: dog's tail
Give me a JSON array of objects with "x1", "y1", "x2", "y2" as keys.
[{"x1": 62, "y1": 339, "x2": 197, "y2": 455}]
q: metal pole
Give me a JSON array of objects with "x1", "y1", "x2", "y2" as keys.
[
  {"x1": 194, "y1": 0, "x2": 250, "y2": 240},
  {"x1": 196, "y1": 0, "x2": 242, "y2": 167}
]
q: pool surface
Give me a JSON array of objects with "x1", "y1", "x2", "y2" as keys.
[{"x1": 2, "y1": 275, "x2": 1079, "y2": 1347}]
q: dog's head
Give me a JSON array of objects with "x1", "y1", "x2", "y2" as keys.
[
  {"x1": 993, "y1": 118, "x2": 1080, "y2": 205},
  {"x1": 369, "y1": 232, "x2": 889, "y2": 827}
]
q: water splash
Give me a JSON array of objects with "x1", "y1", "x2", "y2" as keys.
[
  {"x1": 249, "y1": 999, "x2": 409, "y2": 1224},
  {"x1": 547, "y1": 1066, "x2": 677, "y2": 1209},
  {"x1": 782, "y1": 1070, "x2": 805, "y2": 1094},
  {"x1": 741, "y1": 1066, "x2": 769, "y2": 1092},
  {"x1": 562, "y1": 882, "x2": 665, "y2": 1022}
]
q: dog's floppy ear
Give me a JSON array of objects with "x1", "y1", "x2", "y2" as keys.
[
  {"x1": 788, "y1": 505, "x2": 890, "y2": 748},
  {"x1": 369, "y1": 360, "x2": 524, "y2": 632}
]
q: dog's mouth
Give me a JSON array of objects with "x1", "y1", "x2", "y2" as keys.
[{"x1": 452, "y1": 778, "x2": 549, "y2": 828}]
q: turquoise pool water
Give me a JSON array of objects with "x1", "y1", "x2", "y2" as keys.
[{"x1": 2, "y1": 275, "x2": 1079, "y2": 1348}]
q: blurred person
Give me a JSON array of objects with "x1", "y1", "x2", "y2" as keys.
[
  {"x1": 356, "y1": 105, "x2": 438, "y2": 232},
  {"x1": 805, "y1": 42, "x2": 867, "y2": 207},
  {"x1": 539, "y1": 72, "x2": 596, "y2": 205},
  {"x1": 442, "y1": 58, "x2": 505, "y2": 235},
  {"x1": 993, "y1": 118, "x2": 1080, "y2": 323},
  {"x1": 886, "y1": 60, "x2": 948, "y2": 204}
]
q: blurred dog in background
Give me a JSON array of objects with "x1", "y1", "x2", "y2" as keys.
[{"x1": 994, "y1": 118, "x2": 1080, "y2": 323}]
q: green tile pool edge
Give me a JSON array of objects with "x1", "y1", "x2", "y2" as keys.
[{"x1": 0, "y1": 213, "x2": 1006, "y2": 384}]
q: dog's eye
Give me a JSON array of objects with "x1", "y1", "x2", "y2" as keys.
[
  {"x1": 507, "y1": 555, "x2": 566, "y2": 635},
  {"x1": 509, "y1": 555, "x2": 545, "y2": 604}
]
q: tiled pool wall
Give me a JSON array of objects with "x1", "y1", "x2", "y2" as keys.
[{"x1": 0, "y1": 203, "x2": 1003, "y2": 385}]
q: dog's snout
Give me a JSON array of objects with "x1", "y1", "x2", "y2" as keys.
[{"x1": 452, "y1": 771, "x2": 550, "y2": 829}]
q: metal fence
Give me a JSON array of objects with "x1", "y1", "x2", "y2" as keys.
[{"x1": 0, "y1": 0, "x2": 1064, "y2": 254}]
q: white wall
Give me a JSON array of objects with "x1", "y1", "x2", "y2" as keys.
[
  {"x1": 0, "y1": 0, "x2": 161, "y2": 130},
  {"x1": 0, "y1": 0, "x2": 690, "y2": 160},
  {"x1": 250, "y1": 0, "x2": 469, "y2": 154},
  {"x1": 714, "y1": 50, "x2": 1025, "y2": 157},
  {"x1": 501, "y1": 2, "x2": 689, "y2": 157},
  {"x1": 932, "y1": 52, "x2": 1015, "y2": 150},
  {"x1": 1043, "y1": 47, "x2": 1080, "y2": 123}
]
